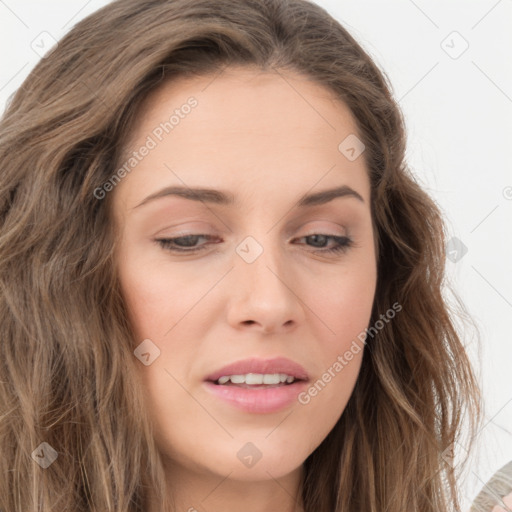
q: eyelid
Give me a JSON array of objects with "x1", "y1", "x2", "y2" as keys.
[
  {"x1": 289, "y1": 220, "x2": 348, "y2": 238},
  {"x1": 153, "y1": 221, "x2": 218, "y2": 237},
  {"x1": 152, "y1": 218, "x2": 349, "y2": 241}
]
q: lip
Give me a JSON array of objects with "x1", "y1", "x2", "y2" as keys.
[
  {"x1": 203, "y1": 379, "x2": 309, "y2": 413},
  {"x1": 203, "y1": 357, "x2": 310, "y2": 414},
  {"x1": 204, "y1": 356, "x2": 309, "y2": 383}
]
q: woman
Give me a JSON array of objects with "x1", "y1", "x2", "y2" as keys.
[{"x1": 0, "y1": 0, "x2": 485, "y2": 510}]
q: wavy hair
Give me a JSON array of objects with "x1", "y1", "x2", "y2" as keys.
[{"x1": 0, "y1": 0, "x2": 483, "y2": 510}]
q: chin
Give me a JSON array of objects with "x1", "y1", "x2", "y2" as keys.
[{"x1": 212, "y1": 458, "x2": 304, "y2": 482}]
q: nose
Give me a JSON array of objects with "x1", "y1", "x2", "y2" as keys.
[{"x1": 225, "y1": 239, "x2": 305, "y2": 334}]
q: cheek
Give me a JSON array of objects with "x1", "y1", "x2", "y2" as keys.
[
  {"x1": 301, "y1": 260, "x2": 375, "y2": 401},
  {"x1": 308, "y1": 260, "x2": 377, "y2": 346},
  {"x1": 117, "y1": 253, "x2": 203, "y2": 342}
]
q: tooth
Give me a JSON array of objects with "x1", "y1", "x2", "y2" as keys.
[
  {"x1": 216, "y1": 373, "x2": 295, "y2": 385},
  {"x1": 245, "y1": 373, "x2": 263, "y2": 385},
  {"x1": 263, "y1": 373, "x2": 281, "y2": 385}
]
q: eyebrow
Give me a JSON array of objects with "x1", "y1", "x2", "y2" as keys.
[{"x1": 132, "y1": 184, "x2": 364, "y2": 209}]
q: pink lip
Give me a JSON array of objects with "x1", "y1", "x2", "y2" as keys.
[
  {"x1": 203, "y1": 380, "x2": 309, "y2": 413},
  {"x1": 204, "y1": 356, "x2": 309, "y2": 383},
  {"x1": 203, "y1": 357, "x2": 310, "y2": 414}
]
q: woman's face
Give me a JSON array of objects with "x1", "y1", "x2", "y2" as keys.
[{"x1": 112, "y1": 66, "x2": 377, "y2": 485}]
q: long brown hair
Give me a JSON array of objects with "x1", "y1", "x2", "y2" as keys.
[{"x1": 0, "y1": 0, "x2": 483, "y2": 510}]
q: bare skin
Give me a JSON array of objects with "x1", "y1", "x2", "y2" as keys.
[
  {"x1": 112, "y1": 66, "x2": 377, "y2": 512},
  {"x1": 492, "y1": 491, "x2": 512, "y2": 512}
]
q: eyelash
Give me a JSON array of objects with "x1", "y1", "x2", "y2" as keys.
[{"x1": 155, "y1": 233, "x2": 354, "y2": 255}]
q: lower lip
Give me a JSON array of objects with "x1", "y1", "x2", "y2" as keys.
[{"x1": 203, "y1": 380, "x2": 309, "y2": 413}]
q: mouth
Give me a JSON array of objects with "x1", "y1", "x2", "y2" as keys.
[
  {"x1": 204, "y1": 356, "x2": 309, "y2": 383},
  {"x1": 208, "y1": 372, "x2": 305, "y2": 388},
  {"x1": 203, "y1": 357, "x2": 310, "y2": 413}
]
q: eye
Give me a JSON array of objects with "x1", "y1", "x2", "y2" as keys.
[
  {"x1": 155, "y1": 233, "x2": 353, "y2": 255},
  {"x1": 155, "y1": 234, "x2": 218, "y2": 253},
  {"x1": 294, "y1": 234, "x2": 354, "y2": 255}
]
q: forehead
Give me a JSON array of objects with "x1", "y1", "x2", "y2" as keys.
[
  {"x1": 136, "y1": 66, "x2": 360, "y2": 142},
  {"x1": 114, "y1": 66, "x2": 370, "y2": 211},
  {"x1": 126, "y1": 66, "x2": 359, "y2": 152}
]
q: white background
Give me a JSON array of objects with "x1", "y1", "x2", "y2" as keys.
[{"x1": 1, "y1": 1, "x2": 511, "y2": 508}]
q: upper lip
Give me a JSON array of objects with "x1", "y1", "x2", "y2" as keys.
[{"x1": 205, "y1": 357, "x2": 309, "y2": 382}]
